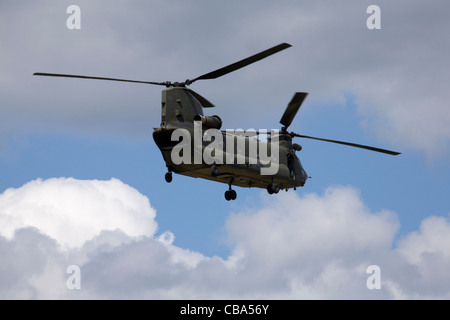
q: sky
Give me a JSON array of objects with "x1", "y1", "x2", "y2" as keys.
[{"x1": 1, "y1": 0, "x2": 450, "y2": 299}]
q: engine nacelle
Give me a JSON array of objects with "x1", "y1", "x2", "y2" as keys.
[{"x1": 193, "y1": 114, "x2": 222, "y2": 130}]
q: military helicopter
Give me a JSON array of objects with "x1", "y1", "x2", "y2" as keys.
[{"x1": 34, "y1": 43, "x2": 400, "y2": 201}]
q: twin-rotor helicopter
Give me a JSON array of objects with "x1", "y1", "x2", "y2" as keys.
[{"x1": 34, "y1": 43, "x2": 400, "y2": 201}]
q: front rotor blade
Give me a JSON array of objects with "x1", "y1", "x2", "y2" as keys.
[
  {"x1": 191, "y1": 43, "x2": 292, "y2": 83},
  {"x1": 280, "y1": 92, "x2": 308, "y2": 129},
  {"x1": 291, "y1": 133, "x2": 401, "y2": 155},
  {"x1": 33, "y1": 73, "x2": 167, "y2": 86}
]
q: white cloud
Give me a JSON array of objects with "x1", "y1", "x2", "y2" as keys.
[
  {"x1": 1, "y1": 177, "x2": 450, "y2": 299},
  {"x1": 397, "y1": 215, "x2": 450, "y2": 264},
  {"x1": 0, "y1": 177, "x2": 157, "y2": 249}
]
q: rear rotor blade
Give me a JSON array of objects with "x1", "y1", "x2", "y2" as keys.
[
  {"x1": 280, "y1": 92, "x2": 308, "y2": 129},
  {"x1": 33, "y1": 73, "x2": 167, "y2": 86},
  {"x1": 291, "y1": 133, "x2": 401, "y2": 155},
  {"x1": 186, "y1": 89, "x2": 215, "y2": 108},
  {"x1": 190, "y1": 43, "x2": 292, "y2": 83}
]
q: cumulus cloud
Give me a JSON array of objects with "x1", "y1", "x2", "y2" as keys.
[
  {"x1": 1, "y1": 177, "x2": 449, "y2": 299},
  {"x1": 0, "y1": 177, "x2": 157, "y2": 249}
]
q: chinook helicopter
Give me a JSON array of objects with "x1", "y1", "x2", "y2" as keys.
[{"x1": 34, "y1": 43, "x2": 400, "y2": 201}]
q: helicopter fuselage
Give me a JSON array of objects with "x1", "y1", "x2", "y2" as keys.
[
  {"x1": 152, "y1": 87, "x2": 308, "y2": 192},
  {"x1": 153, "y1": 127, "x2": 308, "y2": 190}
]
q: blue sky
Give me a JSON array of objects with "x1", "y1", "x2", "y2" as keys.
[{"x1": 1, "y1": 1, "x2": 450, "y2": 299}]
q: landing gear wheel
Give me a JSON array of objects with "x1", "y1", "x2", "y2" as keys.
[
  {"x1": 267, "y1": 183, "x2": 279, "y2": 194},
  {"x1": 225, "y1": 189, "x2": 237, "y2": 201},
  {"x1": 165, "y1": 172, "x2": 173, "y2": 183},
  {"x1": 272, "y1": 184, "x2": 280, "y2": 194}
]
